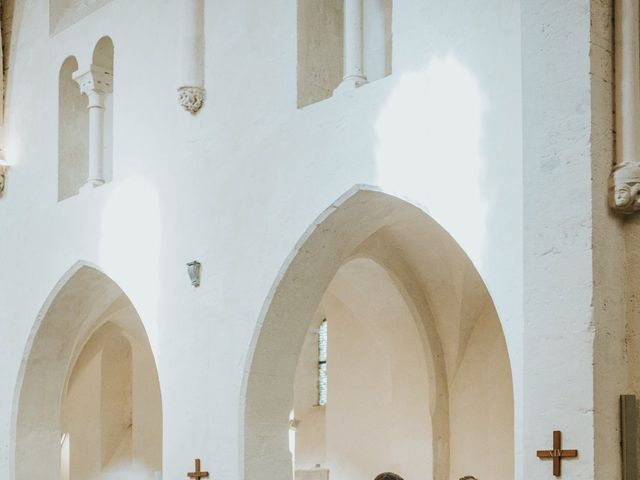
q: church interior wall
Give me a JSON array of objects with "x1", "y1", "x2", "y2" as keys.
[
  {"x1": 244, "y1": 190, "x2": 514, "y2": 480},
  {"x1": 293, "y1": 260, "x2": 433, "y2": 480},
  {"x1": 0, "y1": 0, "x2": 523, "y2": 478},
  {"x1": 61, "y1": 320, "x2": 162, "y2": 479},
  {"x1": 520, "y1": 1, "x2": 629, "y2": 479},
  {"x1": 448, "y1": 304, "x2": 513, "y2": 480}
]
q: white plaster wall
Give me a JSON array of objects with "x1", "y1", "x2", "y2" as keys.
[
  {"x1": 324, "y1": 265, "x2": 433, "y2": 480},
  {"x1": 520, "y1": 1, "x2": 622, "y2": 479},
  {"x1": 294, "y1": 260, "x2": 433, "y2": 480},
  {"x1": 63, "y1": 340, "x2": 102, "y2": 480},
  {"x1": 0, "y1": 0, "x2": 523, "y2": 478},
  {"x1": 61, "y1": 320, "x2": 161, "y2": 480},
  {"x1": 449, "y1": 307, "x2": 514, "y2": 480}
]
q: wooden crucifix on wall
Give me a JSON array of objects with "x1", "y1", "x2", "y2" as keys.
[
  {"x1": 188, "y1": 458, "x2": 209, "y2": 479},
  {"x1": 536, "y1": 431, "x2": 578, "y2": 477}
]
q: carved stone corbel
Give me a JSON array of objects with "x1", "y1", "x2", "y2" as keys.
[
  {"x1": 178, "y1": 86, "x2": 205, "y2": 114},
  {"x1": 0, "y1": 164, "x2": 7, "y2": 197},
  {"x1": 610, "y1": 162, "x2": 640, "y2": 214}
]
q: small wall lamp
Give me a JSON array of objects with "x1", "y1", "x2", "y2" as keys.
[{"x1": 187, "y1": 260, "x2": 201, "y2": 287}]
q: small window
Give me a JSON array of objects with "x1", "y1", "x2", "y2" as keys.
[{"x1": 318, "y1": 319, "x2": 328, "y2": 406}]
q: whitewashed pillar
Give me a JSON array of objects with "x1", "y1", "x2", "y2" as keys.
[
  {"x1": 610, "y1": 0, "x2": 640, "y2": 213},
  {"x1": 335, "y1": 0, "x2": 367, "y2": 92},
  {"x1": 73, "y1": 65, "x2": 113, "y2": 189},
  {"x1": 178, "y1": 0, "x2": 205, "y2": 113}
]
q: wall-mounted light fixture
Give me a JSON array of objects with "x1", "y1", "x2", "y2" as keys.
[{"x1": 187, "y1": 260, "x2": 201, "y2": 287}]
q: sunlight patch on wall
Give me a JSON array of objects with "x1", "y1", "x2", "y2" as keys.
[
  {"x1": 375, "y1": 56, "x2": 488, "y2": 269},
  {"x1": 99, "y1": 177, "x2": 161, "y2": 347}
]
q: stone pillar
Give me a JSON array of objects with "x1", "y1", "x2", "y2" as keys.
[
  {"x1": 610, "y1": 0, "x2": 640, "y2": 214},
  {"x1": 73, "y1": 65, "x2": 113, "y2": 189},
  {"x1": 335, "y1": 0, "x2": 367, "y2": 92},
  {"x1": 178, "y1": 0, "x2": 205, "y2": 113}
]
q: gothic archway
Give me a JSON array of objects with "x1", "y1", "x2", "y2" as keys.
[
  {"x1": 11, "y1": 263, "x2": 162, "y2": 480},
  {"x1": 242, "y1": 187, "x2": 514, "y2": 480}
]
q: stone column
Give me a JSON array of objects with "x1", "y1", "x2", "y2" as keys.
[
  {"x1": 178, "y1": 0, "x2": 205, "y2": 113},
  {"x1": 335, "y1": 0, "x2": 367, "y2": 92},
  {"x1": 610, "y1": 0, "x2": 640, "y2": 214},
  {"x1": 73, "y1": 64, "x2": 113, "y2": 189}
]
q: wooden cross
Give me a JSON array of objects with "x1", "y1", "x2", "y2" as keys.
[
  {"x1": 536, "y1": 431, "x2": 578, "y2": 477},
  {"x1": 187, "y1": 459, "x2": 209, "y2": 479}
]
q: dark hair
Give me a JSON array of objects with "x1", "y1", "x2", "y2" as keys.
[{"x1": 374, "y1": 473, "x2": 404, "y2": 480}]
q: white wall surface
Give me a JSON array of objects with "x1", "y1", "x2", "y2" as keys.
[
  {"x1": 294, "y1": 259, "x2": 433, "y2": 480},
  {"x1": 0, "y1": 0, "x2": 523, "y2": 478}
]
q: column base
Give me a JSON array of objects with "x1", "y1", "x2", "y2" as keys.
[
  {"x1": 334, "y1": 76, "x2": 367, "y2": 95},
  {"x1": 80, "y1": 179, "x2": 105, "y2": 193}
]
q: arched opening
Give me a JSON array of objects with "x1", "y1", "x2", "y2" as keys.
[
  {"x1": 13, "y1": 264, "x2": 162, "y2": 480},
  {"x1": 58, "y1": 55, "x2": 88, "y2": 201},
  {"x1": 293, "y1": 258, "x2": 433, "y2": 480},
  {"x1": 243, "y1": 187, "x2": 513, "y2": 480}
]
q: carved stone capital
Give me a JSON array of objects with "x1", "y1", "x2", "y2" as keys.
[
  {"x1": 178, "y1": 86, "x2": 205, "y2": 113},
  {"x1": 0, "y1": 164, "x2": 7, "y2": 198},
  {"x1": 610, "y1": 161, "x2": 640, "y2": 214},
  {"x1": 73, "y1": 64, "x2": 113, "y2": 98}
]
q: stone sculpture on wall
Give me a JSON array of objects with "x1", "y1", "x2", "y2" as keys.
[
  {"x1": 0, "y1": 164, "x2": 6, "y2": 197},
  {"x1": 610, "y1": 163, "x2": 640, "y2": 214},
  {"x1": 178, "y1": 86, "x2": 205, "y2": 114}
]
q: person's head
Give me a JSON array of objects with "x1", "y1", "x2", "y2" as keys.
[{"x1": 374, "y1": 473, "x2": 404, "y2": 480}]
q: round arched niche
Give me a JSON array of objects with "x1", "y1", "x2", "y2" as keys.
[
  {"x1": 11, "y1": 263, "x2": 162, "y2": 480},
  {"x1": 242, "y1": 186, "x2": 514, "y2": 480}
]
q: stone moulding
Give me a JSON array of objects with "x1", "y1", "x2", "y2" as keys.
[
  {"x1": 178, "y1": 86, "x2": 205, "y2": 114},
  {"x1": 609, "y1": 162, "x2": 640, "y2": 214}
]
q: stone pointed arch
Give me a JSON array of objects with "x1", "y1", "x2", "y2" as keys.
[
  {"x1": 10, "y1": 261, "x2": 162, "y2": 480},
  {"x1": 241, "y1": 185, "x2": 514, "y2": 480}
]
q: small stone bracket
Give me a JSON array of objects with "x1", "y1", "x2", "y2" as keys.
[
  {"x1": 610, "y1": 162, "x2": 640, "y2": 214},
  {"x1": 178, "y1": 86, "x2": 205, "y2": 114},
  {"x1": 0, "y1": 164, "x2": 7, "y2": 198}
]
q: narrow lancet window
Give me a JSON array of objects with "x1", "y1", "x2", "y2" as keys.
[{"x1": 318, "y1": 319, "x2": 328, "y2": 406}]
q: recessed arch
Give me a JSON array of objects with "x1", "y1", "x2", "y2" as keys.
[
  {"x1": 58, "y1": 55, "x2": 88, "y2": 201},
  {"x1": 11, "y1": 262, "x2": 162, "y2": 480},
  {"x1": 93, "y1": 36, "x2": 114, "y2": 69},
  {"x1": 242, "y1": 186, "x2": 514, "y2": 480}
]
